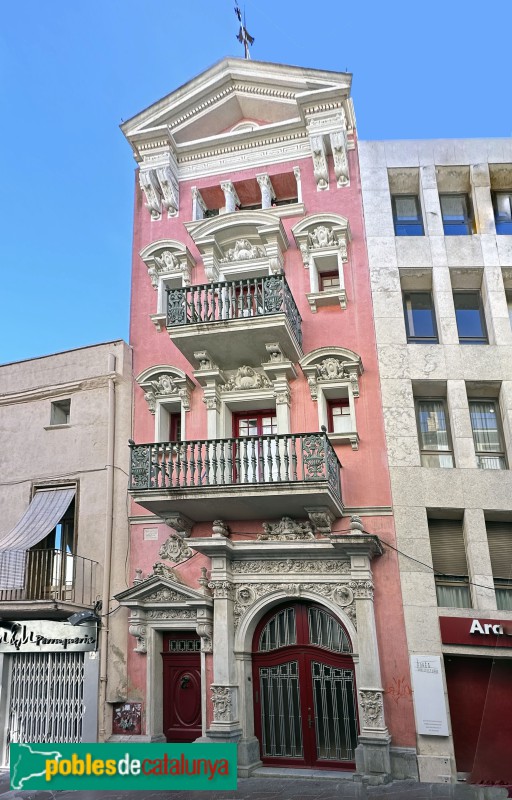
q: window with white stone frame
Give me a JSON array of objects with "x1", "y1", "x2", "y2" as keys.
[
  {"x1": 192, "y1": 346, "x2": 295, "y2": 442},
  {"x1": 300, "y1": 348, "x2": 362, "y2": 450},
  {"x1": 137, "y1": 366, "x2": 194, "y2": 443},
  {"x1": 292, "y1": 214, "x2": 350, "y2": 313},
  {"x1": 138, "y1": 240, "x2": 196, "y2": 331}
]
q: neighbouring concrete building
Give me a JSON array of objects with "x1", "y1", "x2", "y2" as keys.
[
  {"x1": 115, "y1": 58, "x2": 418, "y2": 783},
  {"x1": 0, "y1": 341, "x2": 132, "y2": 765},
  {"x1": 360, "y1": 140, "x2": 512, "y2": 785}
]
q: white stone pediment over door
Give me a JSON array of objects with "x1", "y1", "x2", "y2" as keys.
[{"x1": 115, "y1": 572, "x2": 213, "y2": 654}]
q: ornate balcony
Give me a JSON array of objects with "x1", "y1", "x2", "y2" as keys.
[
  {"x1": 129, "y1": 431, "x2": 343, "y2": 522},
  {"x1": 0, "y1": 549, "x2": 98, "y2": 619},
  {"x1": 166, "y1": 275, "x2": 303, "y2": 368}
]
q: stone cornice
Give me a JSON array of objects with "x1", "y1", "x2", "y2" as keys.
[{"x1": 0, "y1": 375, "x2": 117, "y2": 406}]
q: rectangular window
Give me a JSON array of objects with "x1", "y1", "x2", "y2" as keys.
[
  {"x1": 469, "y1": 400, "x2": 506, "y2": 470},
  {"x1": 169, "y1": 413, "x2": 181, "y2": 442},
  {"x1": 416, "y1": 400, "x2": 454, "y2": 468},
  {"x1": 493, "y1": 192, "x2": 512, "y2": 234},
  {"x1": 50, "y1": 399, "x2": 71, "y2": 426},
  {"x1": 429, "y1": 519, "x2": 471, "y2": 608},
  {"x1": 403, "y1": 292, "x2": 438, "y2": 342},
  {"x1": 506, "y1": 292, "x2": 512, "y2": 328},
  {"x1": 320, "y1": 272, "x2": 341, "y2": 291},
  {"x1": 440, "y1": 193, "x2": 473, "y2": 235},
  {"x1": 453, "y1": 291, "x2": 487, "y2": 344},
  {"x1": 327, "y1": 399, "x2": 351, "y2": 434},
  {"x1": 392, "y1": 195, "x2": 424, "y2": 236},
  {"x1": 486, "y1": 521, "x2": 512, "y2": 611}
]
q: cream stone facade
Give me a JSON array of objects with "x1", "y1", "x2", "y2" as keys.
[
  {"x1": 360, "y1": 139, "x2": 512, "y2": 783},
  {"x1": 0, "y1": 341, "x2": 132, "y2": 764}
]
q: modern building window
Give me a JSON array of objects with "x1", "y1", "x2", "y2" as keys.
[
  {"x1": 440, "y1": 193, "x2": 473, "y2": 235},
  {"x1": 429, "y1": 518, "x2": 471, "y2": 608},
  {"x1": 403, "y1": 292, "x2": 438, "y2": 343},
  {"x1": 486, "y1": 521, "x2": 512, "y2": 611},
  {"x1": 469, "y1": 401, "x2": 507, "y2": 470},
  {"x1": 50, "y1": 399, "x2": 71, "y2": 426},
  {"x1": 493, "y1": 192, "x2": 512, "y2": 234},
  {"x1": 416, "y1": 400, "x2": 454, "y2": 468},
  {"x1": 453, "y1": 291, "x2": 487, "y2": 344},
  {"x1": 392, "y1": 195, "x2": 424, "y2": 236},
  {"x1": 327, "y1": 399, "x2": 351, "y2": 434},
  {"x1": 506, "y1": 292, "x2": 512, "y2": 328}
]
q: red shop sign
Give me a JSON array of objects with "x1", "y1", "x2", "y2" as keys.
[{"x1": 440, "y1": 616, "x2": 512, "y2": 648}]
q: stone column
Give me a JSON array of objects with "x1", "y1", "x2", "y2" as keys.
[
  {"x1": 206, "y1": 558, "x2": 242, "y2": 743},
  {"x1": 345, "y1": 535, "x2": 391, "y2": 784},
  {"x1": 256, "y1": 174, "x2": 275, "y2": 209},
  {"x1": 220, "y1": 181, "x2": 240, "y2": 213},
  {"x1": 293, "y1": 166, "x2": 302, "y2": 203}
]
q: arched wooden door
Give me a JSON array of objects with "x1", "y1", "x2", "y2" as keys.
[
  {"x1": 162, "y1": 633, "x2": 202, "y2": 743},
  {"x1": 252, "y1": 603, "x2": 358, "y2": 769}
]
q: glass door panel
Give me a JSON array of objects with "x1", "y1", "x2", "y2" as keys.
[
  {"x1": 311, "y1": 661, "x2": 358, "y2": 762},
  {"x1": 259, "y1": 661, "x2": 303, "y2": 759}
]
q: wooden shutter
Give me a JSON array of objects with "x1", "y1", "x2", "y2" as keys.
[
  {"x1": 487, "y1": 522, "x2": 512, "y2": 580},
  {"x1": 428, "y1": 519, "x2": 468, "y2": 576}
]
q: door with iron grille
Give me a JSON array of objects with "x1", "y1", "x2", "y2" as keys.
[
  {"x1": 162, "y1": 633, "x2": 202, "y2": 743},
  {"x1": 6, "y1": 651, "x2": 85, "y2": 761},
  {"x1": 252, "y1": 603, "x2": 358, "y2": 769}
]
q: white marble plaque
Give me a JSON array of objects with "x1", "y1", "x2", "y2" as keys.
[{"x1": 410, "y1": 654, "x2": 449, "y2": 736}]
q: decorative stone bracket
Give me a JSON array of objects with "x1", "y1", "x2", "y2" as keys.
[
  {"x1": 307, "y1": 110, "x2": 350, "y2": 191},
  {"x1": 139, "y1": 151, "x2": 179, "y2": 220}
]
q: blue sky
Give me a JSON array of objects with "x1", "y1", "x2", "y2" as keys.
[{"x1": 1, "y1": 1, "x2": 511, "y2": 364}]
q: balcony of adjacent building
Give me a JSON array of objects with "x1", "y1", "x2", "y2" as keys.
[
  {"x1": 166, "y1": 273, "x2": 303, "y2": 368},
  {"x1": 129, "y1": 430, "x2": 343, "y2": 523},
  {"x1": 0, "y1": 547, "x2": 98, "y2": 620}
]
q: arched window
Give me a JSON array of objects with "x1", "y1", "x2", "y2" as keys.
[{"x1": 256, "y1": 603, "x2": 352, "y2": 654}]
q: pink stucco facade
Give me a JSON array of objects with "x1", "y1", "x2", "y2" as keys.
[{"x1": 120, "y1": 59, "x2": 416, "y2": 780}]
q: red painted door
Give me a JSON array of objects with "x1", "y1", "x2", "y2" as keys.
[
  {"x1": 162, "y1": 635, "x2": 201, "y2": 743},
  {"x1": 445, "y1": 656, "x2": 512, "y2": 787},
  {"x1": 252, "y1": 604, "x2": 358, "y2": 770}
]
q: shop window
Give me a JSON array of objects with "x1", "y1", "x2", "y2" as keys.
[
  {"x1": 440, "y1": 193, "x2": 473, "y2": 235},
  {"x1": 486, "y1": 521, "x2": 512, "y2": 610},
  {"x1": 50, "y1": 399, "x2": 71, "y2": 426},
  {"x1": 392, "y1": 195, "x2": 424, "y2": 236},
  {"x1": 468, "y1": 400, "x2": 507, "y2": 470},
  {"x1": 453, "y1": 291, "x2": 487, "y2": 344},
  {"x1": 493, "y1": 192, "x2": 512, "y2": 234},
  {"x1": 428, "y1": 518, "x2": 471, "y2": 608},
  {"x1": 415, "y1": 400, "x2": 454, "y2": 468},
  {"x1": 403, "y1": 292, "x2": 438, "y2": 343}
]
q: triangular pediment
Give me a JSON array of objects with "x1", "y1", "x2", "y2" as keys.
[
  {"x1": 115, "y1": 575, "x2": 212, "y2": 607},
  {"x1": 122, "y1": 58, "x2": 352, "y2": 153}
]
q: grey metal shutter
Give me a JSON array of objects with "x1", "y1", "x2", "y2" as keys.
[
  {"x1": 428, "y1": 519, "x2": 468, "y2": 576},
  {"x1": 486, "y1": 521, "x2": 512, "y2": 580}
]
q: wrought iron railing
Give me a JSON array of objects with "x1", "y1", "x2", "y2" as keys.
[
  {"x1": 0, "y1": 549, "x2": 98, "y2": 605},
  {"x1": 129, "y1": 432, "x2": 342, "y2": 500},
  {"x1": 166, "y1": 275, "x2": 303, "y2": 347}
]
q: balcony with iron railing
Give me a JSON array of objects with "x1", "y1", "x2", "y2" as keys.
[
  {"x1": 129, "y1": 431, "x2": 343, "y2": 522},
  {"x1": 0, "y1": 549, "x2": 98, "y2": 619},
  {"x1": 166, "y1": 274, "x2": 303, "y2": 368}
]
